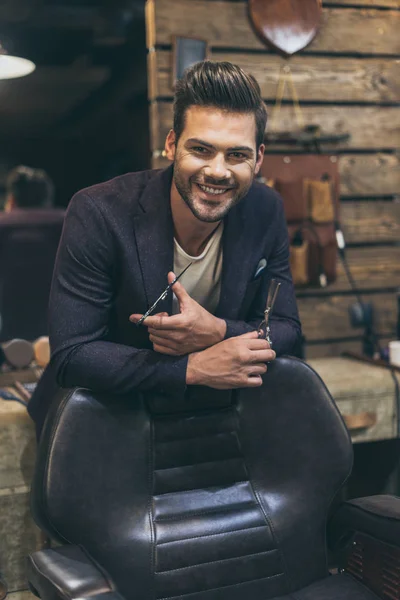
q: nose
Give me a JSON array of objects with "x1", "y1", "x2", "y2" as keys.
[{"x1": 204, "y1": 153, "x2": 230, "y2": 181}]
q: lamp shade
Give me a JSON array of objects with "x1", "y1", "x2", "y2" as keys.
[{"x1": 0, "y1": 52, "x2": 36, "y2": 79}]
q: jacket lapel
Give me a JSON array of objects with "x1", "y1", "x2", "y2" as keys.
[
  {"x1": 132, "y1": 166, "x2": 258, "y2": 320},
  {"x1": 132, "y1": 165, "x2": 175, "y2": 314},
  {"x1": 215, "y1": 197, "x2": 257, "y2": 320}
]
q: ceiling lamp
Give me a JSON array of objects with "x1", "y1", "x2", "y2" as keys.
[{"x1": 0, "y1": 44, "x2": 35, "y2": 80}]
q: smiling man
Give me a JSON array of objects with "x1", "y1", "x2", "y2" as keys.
[{"x1": 28, "y1": 61, "x2": 302, "y2": 437}]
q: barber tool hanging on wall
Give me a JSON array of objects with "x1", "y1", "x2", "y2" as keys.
[{"x1": 248, "y1": 0, "x2": 350, "y2": 289}]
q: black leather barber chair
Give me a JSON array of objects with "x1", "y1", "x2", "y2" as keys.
[{"x1": 27, "y1": 357, "x2": 400, "y2": 600}]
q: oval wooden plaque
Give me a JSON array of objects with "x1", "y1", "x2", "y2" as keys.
[{"x1": 248, "y1": 0, "x2": 322, "y2": 56}]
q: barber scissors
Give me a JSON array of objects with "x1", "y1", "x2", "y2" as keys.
[
  {"x1": 135, "y1": 262, "x2": 192, "y2": 326},
  {"x1": 257, "y1": 279, "x2": 281, "y2": 346}
]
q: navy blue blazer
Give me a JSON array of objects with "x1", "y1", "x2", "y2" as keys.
[{"x1": 28, "y1": 165, "x2": 301, "y2": 434}]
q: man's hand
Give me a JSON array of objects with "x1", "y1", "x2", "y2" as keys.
[
  {"x1": 129, "y1": 272, "x2": 227, "y2": 355},
  {"x1": 186, "y1": 331, "x2": 276, "y2": 389}
]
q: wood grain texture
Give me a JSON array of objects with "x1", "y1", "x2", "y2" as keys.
[
  {"x1": 296, "y1": 245, "x2": 400, "y2": 294},
  {"x1": 151, "y1": 101, "x2": 400, "y2": 150},
  {"x1": 339, "y1": 153, "x2": 400, "y2": 195},
  {"x1": 341, "y1": 200, "x2": 400, "y2": 243},
  {"x1": 324, "y1": 0, "x2": 399, "y2": 6},
  {"x1": 151, "y1": 153, "x2": 400, "y2": 196},
  {"x1": 305, "y1": 337, "x2": 391, "y2": 359},
  {"x1": 152, "y1": 50, "x2": 400, "y2": 103},
  {"x1": 151, "y1": 0, "x2": 400, "y2": 55},
  {"x1": 298, "y1": 292, "x2": 397, "y2": 341}
]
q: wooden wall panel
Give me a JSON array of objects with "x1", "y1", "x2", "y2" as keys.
[
  {"x1": 325, "y1": 0, "x2": 399, "y2": 6},
  {"x1": 339, "y1": 153, "x2": 400, "y2": 196},
  {"x1": 147, "y1": 0, "x2": 400, "y2": 355},
  {"x1": 341, "y1": 200, "x2": 400, "y2": 243},
  {"x1": 151, "y1": 0, "x2": 400, "y2": 55},
  {"x1": 305, "y1": 338, "x2": 393, "y2": 360},
  {"x1": 297, "y1": 246, "x2": 400, "y2": 294},
  {"x1": 151, "y1": 101, "x2": 400, "y2": 151},
  {"x1": 297, "y1": 293, "x2": 397, "y2": 341},
  {"x1": 151, "y1": 153, "x2": 400, "y2": 197},
  {"x1": 324, "y1": 0, "x2": 400, "y2": 9},
  {"x1": 153, "y1": 51, "x2": 400, "y2": 104}
]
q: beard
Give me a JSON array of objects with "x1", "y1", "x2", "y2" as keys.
[{"x1": 173, "y1": 164, "x2": 252, "y2": 223}]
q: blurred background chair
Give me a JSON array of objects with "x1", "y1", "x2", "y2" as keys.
[{"x1": 0, "y1": 166, "x2": 64, "y2": 341}]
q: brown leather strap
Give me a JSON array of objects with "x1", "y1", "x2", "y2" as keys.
[{"x1": 342, "y1": 411, "x2": 377, "y2": 431}]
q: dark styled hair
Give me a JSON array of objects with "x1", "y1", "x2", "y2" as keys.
[
  {"x1": 173, "y1": 60, "x2": 267, "y2": 148},
  {"x1": 6, "y1": 165, "x2": 54, "y2": 208}
]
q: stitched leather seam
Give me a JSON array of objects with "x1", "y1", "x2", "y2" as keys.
[
  {"x1": 154, "y1": 480, "x2": 248, "y2": 498},
  {"x1": 154, "y1": 457, "x2": 244, "y2": 474},
  {"x1": 155, "y1": 548, "x2": 279, "y2": 574},
  {"x1": 155, "y1": 501, "x2": 256, "y2": 522},
  {"x1": 156, "y1": 523, "x2": 270, "y2": 546},
  {"x1": 154, "y1": 407, "x2": 232, "y2": 432},
  {"x1": 346, "y1": 501, "x2": 400, "y2": 521},
  {"x1": 155, "y1": 431, "x2": 236, "y2": 446},
  {"x1": 41, "y1": 388, "x2": 79, "y2": 545},
  {"x1": 154, "y1": 454, "x2": 241, "y2": 472},
  {"x1": 29, "y1": 555, "x2": 73, "y2": 600},
  {"x1": 148, "y1": 414, "x2": 156, "y2": 598},
  {"x1": 231, "y1": 404, "x2": 293, "y2": 593},
  {"x1": 29, "y1": 553, "x2": 112, "y2": 599},
  {"x1": 157, "y1": 572, "x2": 284, "y2": 600}
]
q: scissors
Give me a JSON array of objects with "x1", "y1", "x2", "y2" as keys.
[
  {"x1": 257, "y1": 279, "x2": 281, "y2": 346},
  {"x1": 135, "y1": 262, "x2": 192, "y2": 326}
]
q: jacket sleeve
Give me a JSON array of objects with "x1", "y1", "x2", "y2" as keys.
[
  {"x1": 223, "y1": 196, "x2": 302, "y2": 357},
  {"x1": 49, "y1": 192, "x2": 188, "y2": 396}
]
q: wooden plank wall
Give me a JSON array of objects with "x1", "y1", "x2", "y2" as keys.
[{"x1": 145, "y1": 0, "x2": 400, "y2": 359}]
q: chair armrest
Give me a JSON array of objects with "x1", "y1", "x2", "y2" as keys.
[
  {"x1": 328, "y1": 495, "x2": 400, "y2": 599},
  {"x1": 27, "y1": 545, "x2": 125, "y2": 600},
  {"x1": 328, "y1": 494, "x2": 400, "y2": 551}
]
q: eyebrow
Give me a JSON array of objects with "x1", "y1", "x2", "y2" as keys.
[{"x1": 186, "y1": 138, "x2": 254, "y2": 155}]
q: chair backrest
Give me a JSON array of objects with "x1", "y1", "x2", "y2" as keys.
[
  {"x1": 0, "y1": 209, "x2": 64, "y2": 340},
  {"x1": 31, "y1": 357, "x2": 353, "y2": 600}
]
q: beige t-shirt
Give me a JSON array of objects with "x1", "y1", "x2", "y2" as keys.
[{"x1": 172, "y1": 224, "x2": 224, "y2": 315}]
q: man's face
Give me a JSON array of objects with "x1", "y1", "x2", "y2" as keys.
[{"x1": 165, "y1": 106, "x2": 264, "y2": 223}]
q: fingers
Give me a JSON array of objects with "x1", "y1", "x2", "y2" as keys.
[
  {"x1": 169, "y1": 271, "x2": 190, "y2": 311},
  {"x1": 134, "y1": 314, "x2": 181, "y2": 329},
  {"x1": 239, "y1": 330, "x2": 260, "y2": 340},
  {"x1": 248, "y1": 364, "x2": 268, "y2": 376},
  {"x1": 247, "y1": 338, "x2": 272, "y2": 351},
  {"x1": 129, "y1": 312, "x2": 168, "y2": 324},
  {"x1": 245, "y1": 375, "x2": 263, "y2": 387},
  {"x1": 249, "y1": 349, "x2": 276, "y2": 363},
  {"x1": 149, "y1": 332, "x2": 179, "y2": 349},
  {"x1": 148, "y1": 328, "x2": 180, "y2": 340},
  {"x1": 153, "y1": 344, "x2": 180, "y2": 356}
]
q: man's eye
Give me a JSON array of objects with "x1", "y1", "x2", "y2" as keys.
[
  {"x1": 229, "y1": 152, "x2": 246, "y2": 159},
  {"x1": 193, "y1": 147, "x2": 208, "y2": 153}
]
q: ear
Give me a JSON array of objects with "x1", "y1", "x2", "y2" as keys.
[
  {"x1": 254, "y1": 144, "x2": 265, "y2": 176},
  {"x1": 165, "y1": 129, "x2": 177, "y2": 161}
]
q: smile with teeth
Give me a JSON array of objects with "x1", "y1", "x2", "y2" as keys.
[{"x1": 197, "y1": 183, "x2": 232, "y2": 196}]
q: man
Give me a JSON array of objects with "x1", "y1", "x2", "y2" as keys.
[
  {"x1": 0, "y1": 166, "x2": 64, "y2": 340},
  {"x1": 4, "y1": 165, "x2": 55, "y2": 211},
  {"x1": 28, "y1": 61, "x2": 301, "y2": 436}
]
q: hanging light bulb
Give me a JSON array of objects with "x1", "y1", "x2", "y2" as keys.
[{"x1": 0, "y1": 44, "x2": 36, "y2": 80}]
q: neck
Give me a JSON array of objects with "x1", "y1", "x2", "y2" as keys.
[{"x1": 170, "y1": 181, "x2": 221, "y2": 256}]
